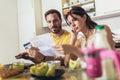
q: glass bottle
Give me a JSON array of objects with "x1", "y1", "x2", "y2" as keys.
[
  {"x1": 94, "y1": 25, "x2": 111, "y2": 49},
  {"x1": 94, "y1": 25, "x2": 115, "y2": 80}
]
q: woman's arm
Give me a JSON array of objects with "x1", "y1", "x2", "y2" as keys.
[
  {"x1": 103, "y1": 25, "x2": 115, "y2": 49},
  {"x1": 53, "y1": 45, "x2": 80, "y2": 57},
  {"x1": 70, "y1": 30, "x2": 78, "y2": 45}
]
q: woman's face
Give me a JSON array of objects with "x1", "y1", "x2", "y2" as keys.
[{"x1": 67, "y1": 14, "x2": 86, "y2": 32}]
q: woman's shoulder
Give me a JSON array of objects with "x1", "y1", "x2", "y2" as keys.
[
  {"x1": 100, "y1": 25, "x2": 115, "y2": 49},
  {"x1": 101, "y1": 24, "x2": 112, "y2": 33},
  {"x1": 102, "y1": 24, "x2": 110, "y2": 30}
]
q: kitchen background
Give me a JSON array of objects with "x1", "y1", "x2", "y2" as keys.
[{"x1": 0, "y1": 0, "x2": 120, "y2": 64}]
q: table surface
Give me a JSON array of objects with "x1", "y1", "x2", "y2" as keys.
[{"x1": 3, "y1": 65, "x2": 120, "y2": 80}]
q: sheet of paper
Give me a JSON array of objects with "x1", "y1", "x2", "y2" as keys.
[{"x1": 30, "y1": 33, "x2": 64, "y2": 56}]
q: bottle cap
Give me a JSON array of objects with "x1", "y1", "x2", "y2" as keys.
[{"x1": 95, "y1": 25, "x2": 104, "y2": 30}]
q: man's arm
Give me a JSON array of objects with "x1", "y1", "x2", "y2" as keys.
[{"x1": 15, "y1": 46, "x2": 65, "y2": 65}]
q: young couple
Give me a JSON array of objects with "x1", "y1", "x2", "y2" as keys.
[{"x1": 16, "y1": 6, "x2": 115, "y2": 66}]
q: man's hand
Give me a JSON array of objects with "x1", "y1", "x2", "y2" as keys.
[
  {"x1": 15, "y1": 52, "x2": 30, "y2": 59},
  {"x1": 26, "y1": 46, "x2": 39, "y2": 59},
  {"x1": 15, "y1": 46, "x2": 45, "y2": 63}
]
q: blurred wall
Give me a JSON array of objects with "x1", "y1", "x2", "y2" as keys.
[{"x1": 0, "y1": 0, "x2": 19, "y2": 64}]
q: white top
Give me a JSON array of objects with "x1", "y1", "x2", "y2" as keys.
[{"x1": 78, "y1": 30, "x2": 95, "y2": 48}]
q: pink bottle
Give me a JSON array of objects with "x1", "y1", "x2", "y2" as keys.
[{"x1": 81, "y1": 44, "x2": 102, "y2": 78}]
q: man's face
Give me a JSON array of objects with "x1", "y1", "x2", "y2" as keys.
[{"x1": 46, "y1": 13, "x2": 62, "y2": 34}]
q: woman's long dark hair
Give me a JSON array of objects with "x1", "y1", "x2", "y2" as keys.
[{"x1": 64, "y1": 6, "x2": 97, "y2": 29}]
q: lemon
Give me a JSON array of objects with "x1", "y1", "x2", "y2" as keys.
[
  {"x1": 0, "y1": 64, "x2": 4, "y2": 71},
  {"x1": 0, "y1": 77, "x2": 2, "y2": 80}
]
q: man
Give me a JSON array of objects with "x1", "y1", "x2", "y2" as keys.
[
  {"x1": 45, "y1": 9, "x2": 70, "y2": 45},
  {"x1": 15, "y1": 9, "x2": 77, "y2": 66}
]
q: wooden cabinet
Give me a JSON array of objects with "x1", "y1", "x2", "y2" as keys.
[
  {"x1": 62, "y1": 0, "x2": 95, "y2": 17},
  {"x1": 95, "y1": 0, "x2": 120, "y2": 16}
]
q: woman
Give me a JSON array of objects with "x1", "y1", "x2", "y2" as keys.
[{"x1": 53, "y1": 6, "x2": 115, "y2": 57}]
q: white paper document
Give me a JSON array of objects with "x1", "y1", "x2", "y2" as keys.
[{"x1": 30, "y1": 33, "x2": 64, "y2": 56}]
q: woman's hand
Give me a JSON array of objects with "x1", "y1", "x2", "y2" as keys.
[
  {"x1": 71, "y1": 29, "x2": 79, "y2": 38},
  {"x1": 53, "y1": 45, "x2": 80, "y2": 66},
  {"x1": 53, "y1": 44, "x2": 80, "y2": 56},
  {"x1": 70, "y1": 29, "x2": 79, "y2": 45}
]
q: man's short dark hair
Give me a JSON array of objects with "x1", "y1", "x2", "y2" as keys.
[{"x1": 45, "y1": 9, "x2": 61, "y2": 20}]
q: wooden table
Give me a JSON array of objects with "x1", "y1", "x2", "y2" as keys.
[
  {"x1": 7, "y1": 67, "x2": 119, "y2": 80},
  {"x1": 3, "y1": 63, "x2": 120, "y2": 80}
]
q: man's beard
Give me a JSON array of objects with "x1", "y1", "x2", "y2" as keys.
[{"x1": 50, "y1": 26, "x2": 62, "y2": 34}]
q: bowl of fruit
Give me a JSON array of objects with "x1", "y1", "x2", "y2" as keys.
[
  {"x1": 29, "y1": 62, "x2": 65, "y2": 78},
  {"x1": 67, "y1": 58, "x2": 82, "y2": 73}
]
